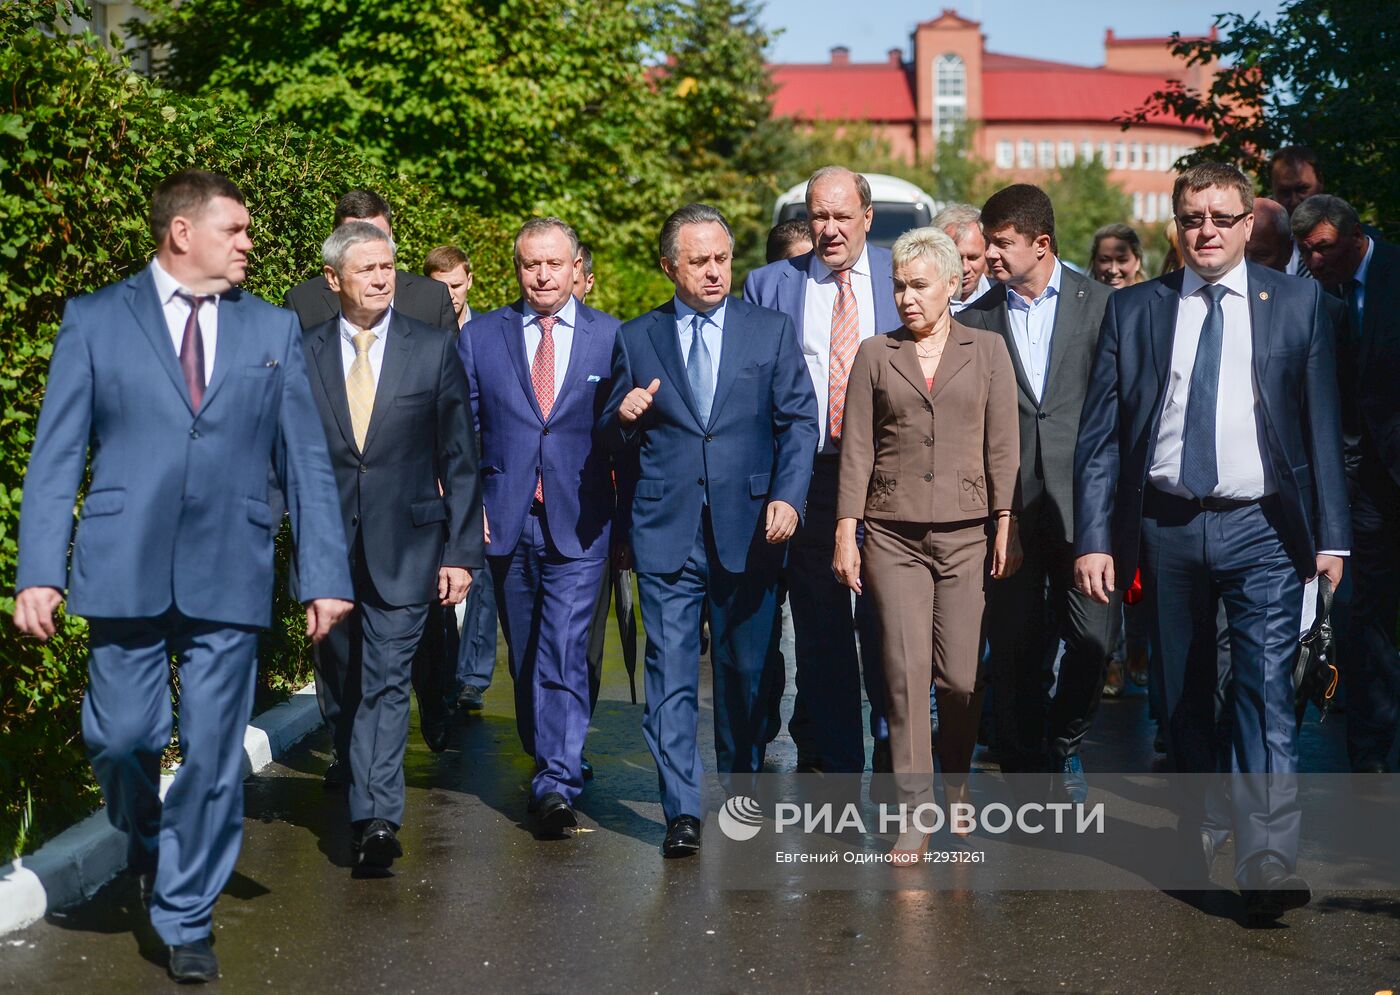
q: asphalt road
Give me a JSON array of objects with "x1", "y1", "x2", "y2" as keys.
[{"x1": 3, "y1": 614, "x2": 1398, "y2": 993}]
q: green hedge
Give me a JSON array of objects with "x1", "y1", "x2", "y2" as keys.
[{"x1": 0, "y1": 4, "x2": 513, "y2": 858}]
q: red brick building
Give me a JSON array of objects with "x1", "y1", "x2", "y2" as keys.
[{"x1": 769, "y1": 9, "x2": 1218, "y2": 224}]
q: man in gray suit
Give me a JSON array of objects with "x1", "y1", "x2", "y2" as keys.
[{"x1": 957, "y1": 183, "x2": 1120, "y2": 798}]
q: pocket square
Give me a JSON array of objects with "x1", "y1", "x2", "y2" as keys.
[{"x1": 587, "y1": 374, "x2": 602, "y2": 382}]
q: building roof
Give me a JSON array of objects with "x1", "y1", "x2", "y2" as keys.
[
  {"x1": 770, "y1": 63, "x2": 916, "y2": 122},
  {"x1": 982, "y1": 64, "x2": 1204, "y2": 129}
]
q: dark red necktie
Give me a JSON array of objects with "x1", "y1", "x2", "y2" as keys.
[{"x1": 175, "y1": 291, "x2": 213, "y2": 410}]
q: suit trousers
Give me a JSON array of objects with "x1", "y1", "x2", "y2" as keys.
[
  {"x1": 1142, "y1": 489, "x2": 1304, "y2": 884},
  {"x1": 455, "y1": 568, "x2": 499, "y2": 692},
  {"x1": 863, "y1": 518, "x2": 987, "y2": 807},
  {"x1": 1338, "y1": 460, "x2": 1400, "y2": 769},
  {"x1": 490, "y1": 508, "x2": 605, "y2": 804},
  {"x1": 985, "y1": 511, "x2": 1121, "y2": 769},
  {"x1": 84, "y1": 611, "x2": 259, "y2": 946},
  {"x1": 638, "y1": 508, "x2": 780, "y2": 822},
  {"x1": 784, "y1": 458, "x2": 887, "y2": 772},
  {"x1": 316, "y1": 539, "x2": 430, "y2": 827}
]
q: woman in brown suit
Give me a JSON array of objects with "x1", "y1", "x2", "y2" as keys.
[{"x1": 833, "y1": 226, "x2": 1020, "y2": 856}]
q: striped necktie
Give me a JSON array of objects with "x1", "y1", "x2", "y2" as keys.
[
  {"x1": 828, "y1": 268, "x2": 859, "y2": 443},
  {"x1": 531, "y1": 315, "x2": 558, "y2": 501}
]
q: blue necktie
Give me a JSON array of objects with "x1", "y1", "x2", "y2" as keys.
[
  {"x1": 687, "y1": 313, "x2": 713, "y2": 425},
  {"x1": 1180, "y1": 283, "x2": 1229, "y2": 500}
]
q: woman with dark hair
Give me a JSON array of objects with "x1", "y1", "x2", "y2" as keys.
[{"x1": 1090, "y1": 222, "x2": 1146, "y2": 289}]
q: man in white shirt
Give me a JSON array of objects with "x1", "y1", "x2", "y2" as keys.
[
  {"x1": 743, "y1": 167, "x2": 901, "y2": 777},
  {"x1": 1074, "y1": 162, "x2": 1350, "y2": 919}
]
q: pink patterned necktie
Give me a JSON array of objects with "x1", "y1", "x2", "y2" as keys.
[
  {"x1": 531, "y1": 315, "x2": 558, "y2": 501},
  {"x1": 827, "y1": 269, "x2": 859, "y2": 442},
  {"x1": 175, "y1": 291, "x2": 213, "y2": 410}
]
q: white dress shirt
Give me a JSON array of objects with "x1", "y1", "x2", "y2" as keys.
[
  {"x1": 801, "y1": 244, "x2": 878, "y2": 452},
  {"x1": 674, "y1": 296, "x2": 727, "y2": 383},
  {"x1": 1149, "y1": 261, "x2": 1273, "y2": 500},
  {"x1": 1006, "y1": 260, "x2": 1062, "y2": 403},
  {"x1": 949, "y1": 273, "x2": 992, "y2": 315},
  {"x1": 522, "y1": 295, "x2": 578, "y2": 388},
  {"x1": 338, "y1": 306, "x2": 393, "y2": 385},
  {"x1": 150, "y1": 258, "x2": 218, "y2": 385}
]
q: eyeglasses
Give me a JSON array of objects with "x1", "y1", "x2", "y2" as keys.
[{"x1": 1176, "y1": 212, "x2": 1251, "y2": 230}]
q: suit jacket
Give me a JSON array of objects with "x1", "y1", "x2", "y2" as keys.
[
  {"x1": 1074, "y1": 262, "x2": 1351, "y2": 586},
  {"x1": 286, "y1": 270, "x2": 455, "y2": 331},
  {"x1": 303, "y1": 311, "x2": 483, "y2": 606},
  {"x1": 16, "y1": 266, "x2": 352, "y2": 626},
  {"x1": 459, "y1": 299, "x2": 621, "y2": 559},
  {"x1": 957, "y1": 265, "x2": 1112, "y2": 543},
  {"x1": 741, "y1": 244, "x2": 901, "y2": 338},
  {"x1": 836, "y1": 322, "x2": 1020, "y2": 524},
  {"x1": 599, "y1": 297, "x2": 819, "y2": 575},
  {"x1": 1330, "y1": 238, "x2": 1400, "y2": 484}
]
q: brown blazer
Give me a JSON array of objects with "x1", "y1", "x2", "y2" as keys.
[{"x1": 836, "y1": 321, "x2": 1020, "y2": 524}]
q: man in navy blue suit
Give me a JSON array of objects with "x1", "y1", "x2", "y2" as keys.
[
  {"x1": 459, "y1": 218, "x2": 620, "y2": 833},
  {"x1": 1074, "y1": 162, "x2": 1350, "y2": 919},
  {"x1": 601, "y1": 204, "x2": 819, "y2": 856},
  {"x1": 14, "y1": 170, "x2": 353, "y2": 982},
  {"x1": 743, "y1": 166, "x2": 896, "y2": 777}
]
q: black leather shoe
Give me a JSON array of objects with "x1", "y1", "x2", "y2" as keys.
[
  {"x1": 795, "y1": 752, "x2": 823, "y2": 774},
  {"x1": 323, "y1": 759, "x2": 349, "y2": 788},
  {"x1": 167, "y1": 938, "x2": 219, "y2": 983},
  {"x1": 662, "y1": 815, "x2": 703, "y2": 858},
  {"x1": 421, "y1": 714, "x2": 451, "y2": 753},
  {"x1": 581, "y1": 755, "x2": 594, "y2": 781},
  {"x1": 1353, "y1": 760, "x2": 1390, "y2": 774},
  {"x1": 354, "y1": 819, "x2": 403, "y2": 869},
  {"x1": 1243, "y1": 860, "x2": 1311, "y2": 920},
  {"x1": 456, "y1": 684, "x2": 486, "y2": 712},
  {"x1": 138, "y1": 871, "x2": 155, "y2": 911},
  {"x1": 871, "y1": 739, "x2": 893, "y2": 774},
  {"x1": 534, "y1": 792, "x2": 578, "y2": 836}
]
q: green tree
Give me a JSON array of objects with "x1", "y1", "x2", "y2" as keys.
[
  {"x1": 1124, "y1": 1, "x2": 1400, "y2": 235},
  {"x1": 1043, "y1": 157, "x2": 1134, "y2": 270}
]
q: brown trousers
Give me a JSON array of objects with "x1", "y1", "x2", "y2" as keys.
[{"x1": 863, "y1": 517, "x2": 988, "y2": 807}]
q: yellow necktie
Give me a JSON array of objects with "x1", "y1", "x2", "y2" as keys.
[{"x1": 347, "y1": 329, "x2": 377, "y2": 450}]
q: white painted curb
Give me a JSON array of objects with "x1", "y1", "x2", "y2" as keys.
[{"x1": 0, "y1": 681, "x2": 322, "y2": 937}]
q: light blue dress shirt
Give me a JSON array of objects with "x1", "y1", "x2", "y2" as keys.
[
  {"x1": 1006, "y1": 260, "x2": 1062, "y2": 404},
  {"x1": 674, "y1": 295, "x2": 726, "y2": 397}
]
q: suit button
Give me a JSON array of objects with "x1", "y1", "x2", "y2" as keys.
[
  {"x1": 697, "y1": 478, "x2": 705, "y2": 486},
  {"x1": 1038, "y1": 412, "x2": 1048, "y2": 420},
  {"x1": 923, "y1": 472, "x2": 933, "y2": 482},
  {"x1": 351, "y1": 515, "x2": 359, "y2": 527},
  {"x1": 542, "y1": 428, "x2": 550, "y2": 436},
  {"x1": 923, "y1": 437, "x2": 932, "y2": 447},
  {"x1": 705, "y1": 434, "x2": 714, "y2": 442},
  {"x1": 189, "y1": 429, "x2": 200, "y2": 439},
  {"x1": 359, "y1": 464, "x2": 368, "y2": 473},
  {"x1": 923, "y1": 402, "x2": 932, "y2": 412}
]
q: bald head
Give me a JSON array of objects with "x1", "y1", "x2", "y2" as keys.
[{"x1": 1246, "y1": 197, "x2": 1293, "y2": 272}]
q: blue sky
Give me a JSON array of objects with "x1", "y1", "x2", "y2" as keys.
[{"x1": 758, "y1": 1, "x2": 1286, "y2": 67}]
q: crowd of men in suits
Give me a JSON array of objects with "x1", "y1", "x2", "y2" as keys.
[{"x1": 10, "y1": 149, "x2": 1396, "y2": 979}]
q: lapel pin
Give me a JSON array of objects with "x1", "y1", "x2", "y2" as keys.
[
  {"x1": 1259, "y1": 291, "x2": 1269, "y2": 301},
  {"x1": 265, "y1": 359, "x2": 279, "y2": 367},
  {"x1": 1077, "y1": 289, "x2": 1086, "y2": 298}
]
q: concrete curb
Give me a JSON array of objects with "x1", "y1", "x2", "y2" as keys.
[{"x1": 0, "y1": 681, "x2": 322, "y2": 938}]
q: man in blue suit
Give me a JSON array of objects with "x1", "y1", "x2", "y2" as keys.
[
  {"x1": 601, "y1": 204, "x2": 819, "y2": 856},
  {"x1": 459, "y1": 218, "x2": 620, "y2": 833},
  {"x1": 14, "y1": 170, "x2": 353, "y2": 982},
  {"x1": 742, "y1": 166, "x2": 896, "y2": 777},
  {"x1": 1074, "y1": 162, "x2": 1350, "y2": 919}
]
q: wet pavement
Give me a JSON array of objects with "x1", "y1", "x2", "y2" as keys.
[{"x1": 3, "y1": 615, "x2": 1399, "y2": 993}]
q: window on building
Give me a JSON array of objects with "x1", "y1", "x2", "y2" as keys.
[
  {"x1": 1132, "y1": 192, "x2": 1144, "y2": 219},
  {"x1": 1098, "y1": 141, "x2": 1111, "y2": 165},
  {"x1": 1160, "y1": 192, "x2": 1173, "y2": 220},
  {"x1": 995, "y1": 141, "x2": 1014, "y2": 168},
  {"x1": 1143, "y1": 144, "x2": 1155, "y2": 171},
  {"x1": 1114, "y1": 143, "x2": 1127, "y2": 169},
  {"x1": 934, "y1": 54, "x2": 966, "y2": 144},
  {"x1": 1159, "y1": 144, "x2": 1172, "y2": 171},
  {"x1": 1038, "y1": 141, "x2": 1055, "y2": 168},
  {"x1": 1081, "y1": 141, "x2": 1094, "y2": 163},
  {"x1": 1128, "y1": 143, "x2": 1141, "y2": 169},
  {"x1": 1018, "y1": 140, "x2": 1035, "y2": 169},
  {"x1": 1143, "y1": 191, "x2": 1158, "y2": 222},
  {"x1": 1058, "y1": 141, "x2": 1075, "y2": 166}
]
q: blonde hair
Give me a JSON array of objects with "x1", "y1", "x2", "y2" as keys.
[{"x1": 890, "y1": 226, "x2": 962, "y2": 287}]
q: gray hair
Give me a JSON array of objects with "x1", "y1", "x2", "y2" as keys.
[
  {"x1": 1291, "y1": 193, "x2": 1361, "y2": 241},
  {"x1": 322, "y1": 220, "x2": 396, "y2": 274},
  {"x1": 514, "y1": 216, "x2": 580, "y2": 263},
  {"x1": 659, "y1": 203, "x2": 734, "y2": 263},
  {"x1": 890, "y1": 226, "x2": 962, "y2": 287},
  {"x1": 932, "y1": 203, "x2": 982, "y2": 241},
  {"x1": 806, "y1": 166, "x2": 873, "y2": 211}
]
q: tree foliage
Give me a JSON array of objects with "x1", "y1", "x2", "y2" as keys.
[{"x1": 1124, "y1": 1, "x2": 1400, "y2": 234}]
